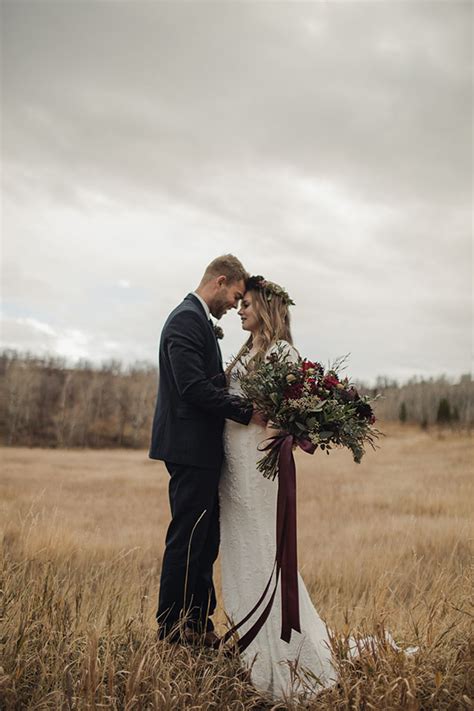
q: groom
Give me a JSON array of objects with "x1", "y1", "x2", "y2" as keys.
[{"x1": 150, "y1": 254, "x2": 260, "y2": 646}]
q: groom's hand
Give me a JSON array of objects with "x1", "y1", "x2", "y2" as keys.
[{"x1": 250, "y1": 408, "x2": 267, "y2": 427}]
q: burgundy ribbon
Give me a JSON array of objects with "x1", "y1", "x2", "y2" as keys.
[{"x1": 222, "y1": 433, "x2": 316, "y2": 653}]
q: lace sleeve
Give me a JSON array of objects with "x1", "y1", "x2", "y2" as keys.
[{"x1": 265, "y1": 340, "x2": 300, "y2": 364}]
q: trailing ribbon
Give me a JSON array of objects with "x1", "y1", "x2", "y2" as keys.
[{"x1": 221, "y1": 433, "x2": 316, "y2": 653}]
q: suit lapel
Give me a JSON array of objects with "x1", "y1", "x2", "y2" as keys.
[
  {"x1": 214, "y1": 331, "x2": 224, "y2": 370},
  {"x1": 185, "y1": 293, "x2": 223, "y2": 370},
  {"x1": 208, "y1": 318, "x2": 224, "y2": 370}
]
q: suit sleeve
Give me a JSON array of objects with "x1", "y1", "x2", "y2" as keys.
[{"x1": 165, "y1": 310, "x2": 253, "y2": 425}]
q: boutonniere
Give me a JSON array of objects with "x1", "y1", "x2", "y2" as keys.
[{"x1": 213, "y1": 324, "x2": 224, "y2": 340}]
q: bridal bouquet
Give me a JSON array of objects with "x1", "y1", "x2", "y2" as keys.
[{"x1": 238, "y1": 344, "x2": 380, "y2": 480}]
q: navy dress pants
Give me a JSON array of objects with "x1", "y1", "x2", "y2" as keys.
[{"x1": 157, "y1": 461, "x2": 221, "y2": 638}]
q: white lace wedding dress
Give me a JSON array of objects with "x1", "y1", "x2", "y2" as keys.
[{"x1": 219, "y1": 341, "x2": 337, "y2": 699}]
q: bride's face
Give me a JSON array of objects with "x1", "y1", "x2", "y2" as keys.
[{"x1": 238, "y1": 291, "x2": 259, "y2": 333}]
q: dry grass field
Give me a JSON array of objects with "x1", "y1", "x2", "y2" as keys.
[{"x1": 1, "y1": 423, "x2": 473, "y2": 709}]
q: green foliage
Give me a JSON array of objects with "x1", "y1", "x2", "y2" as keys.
[
  {"x1": 399, "y1": 402, "x2": 407, "y2": 423},
  {"x1": 436, "y1": 398, "x2": 452, "y2": 425},
  {"x1": 238, "y1": 343, "x2": 380, "y2": 478}
]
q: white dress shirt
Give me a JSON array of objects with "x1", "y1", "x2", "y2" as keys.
[{"x1": 192, "y1": 291, "x2": 211, "y2": 321}]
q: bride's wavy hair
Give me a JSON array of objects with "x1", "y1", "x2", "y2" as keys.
[{"x1": 226, "y1": 276, "x2": 294, "y2": 376}]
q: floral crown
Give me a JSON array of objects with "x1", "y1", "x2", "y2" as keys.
[{"x1": 245, "y1": 275, "x2": 295, "y2": 306}]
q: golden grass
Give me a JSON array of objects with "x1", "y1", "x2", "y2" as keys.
[{"x1": 1, "y1": 423, "x2": 473, "y2": 709}]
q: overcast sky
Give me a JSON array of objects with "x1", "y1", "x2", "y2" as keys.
[{"x1": 2, "y1": 0, "x2": 472, "y2": 383}]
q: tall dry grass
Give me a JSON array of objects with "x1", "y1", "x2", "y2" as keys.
[{"x1": 1, "y1": 423, "x2": 473, "y2": 709}]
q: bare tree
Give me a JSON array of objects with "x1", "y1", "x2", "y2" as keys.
[{"x1": 1, "y1": 350, "x2": 470, "y2": 448}]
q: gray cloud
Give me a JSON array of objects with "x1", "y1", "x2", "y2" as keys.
[{"x1": 1, "y1": 0, "x2": 472, "y2": 382}]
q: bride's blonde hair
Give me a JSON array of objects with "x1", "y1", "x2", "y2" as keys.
[{"x1": 226, "y1": 280, "x2": 294, "y2": 376}]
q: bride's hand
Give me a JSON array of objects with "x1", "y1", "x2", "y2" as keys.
[{"x1": 250, "y1": 408, "x2": 267, "y2": 427}]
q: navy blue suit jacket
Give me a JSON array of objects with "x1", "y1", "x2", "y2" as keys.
[{"x1": 149, "y1": 293, "x2": 253, "y2": 468}]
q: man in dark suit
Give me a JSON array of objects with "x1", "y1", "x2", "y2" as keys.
[{"x1": 150, "y1": 255, "x2": 261, "y2": 645}]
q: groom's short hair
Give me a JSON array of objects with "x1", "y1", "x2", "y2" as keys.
[{"x1": 201, "y1": 255, "x2": 249, "y2": 285}]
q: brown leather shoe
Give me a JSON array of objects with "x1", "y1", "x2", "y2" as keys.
[
  {"x1": 183, "y1": 628, "x2": 237, "y2": 658},
  {"x1": 203, "y1": 630, "x2": 222, "y2": 649}
]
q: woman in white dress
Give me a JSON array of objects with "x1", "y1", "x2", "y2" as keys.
[{"x1": 219, "y1": 276, "x2": 338, "y2": 699}]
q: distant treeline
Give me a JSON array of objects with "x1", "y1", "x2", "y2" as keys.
[
  {"x1": 0, "y1": 351, "x2": 472, "y2": 448},
  {"x1": 0, "y1": 351, "x2": 157, "y2": 448},
  {"x1": 364, "y1": 374, "x2": 473, "y2": 430}
]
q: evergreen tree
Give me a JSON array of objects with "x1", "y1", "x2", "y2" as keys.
[
  {"x1": 436, "y1": 398, "x2": 451, "y2": 425},
  {"x1": 399, "y1": 402, "x2": 407, "y2": 423}
]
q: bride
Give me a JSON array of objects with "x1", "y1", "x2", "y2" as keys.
[{"x1": 219, "y1": 275, "x2": 338, "y2": 699}]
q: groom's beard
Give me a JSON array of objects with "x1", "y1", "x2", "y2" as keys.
[{"x1": 211, "y1": 298, "x2": 229, "y2": 320}]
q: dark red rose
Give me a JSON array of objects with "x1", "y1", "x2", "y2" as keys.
[
  {"x1": 343, "y1": 387, "x2": 358, "y2": 401},
  {"x1": 323, "y1": 374, "x2": 339, "y2": 389},
  {"x1": 302, "y1": 360, "x2": 324, "y2": 375},
  {"x1": 355, "y1": 400, "x2": 374, "y2": 422},
  {"x1": 284, "y1": 382, "x2": 304, "y2": 400},
  {"x1": 339, "y1": 387, "x2": 356, "y2": 403}
]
